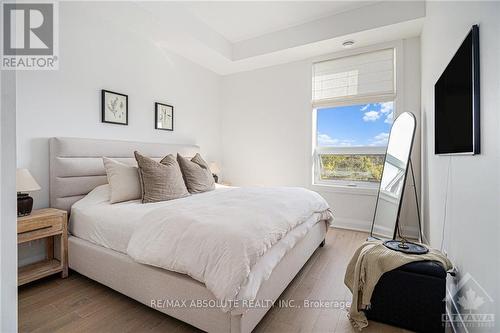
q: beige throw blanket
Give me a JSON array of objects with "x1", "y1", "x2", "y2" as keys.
[{"x1": 344, "y1": 240, "x2": 453, "y2": 330}]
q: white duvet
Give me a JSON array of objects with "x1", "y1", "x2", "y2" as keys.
[{"x1": 126, "y1": 186, "x2": 332, "y2": 310}]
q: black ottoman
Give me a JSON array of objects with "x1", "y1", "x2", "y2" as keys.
[{"x1": 365, "y1": 260, "x2": 447, "y2": 333}]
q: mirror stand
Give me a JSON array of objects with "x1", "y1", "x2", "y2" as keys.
[
  {"x1": 369, "y1": 112, "x2": 428, "y2": 254},
  {"x1": 392, "y1": 159, "x2": 423, "y2": 240},
  {"x1": 385, "y1": 159, "x2": 428, "y2": 254}
]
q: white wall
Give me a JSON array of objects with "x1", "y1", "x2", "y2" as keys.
[
  {"x1": 1, "y1": 70, "x2": 19, "y2": 332},
  {"x1": 16, "y1": 2, "x2": 223, "y2": 265},
  {"x1": 420, "y1": 1, "x2": 500, "y2": 330},
  {"x1": 221, "y1": 60, "x2": 311, "y2": 187},
  {"x1": 221, "y1": 38, "x2": 421, "y2": 233}
]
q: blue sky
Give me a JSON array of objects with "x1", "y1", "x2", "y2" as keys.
[{"x1": 317, "y1": 102, "x2": 393, "y2": 147}]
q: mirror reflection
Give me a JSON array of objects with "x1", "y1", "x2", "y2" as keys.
[{"x1": 370, "y1": 112, "x2": 416, "y2": 239}]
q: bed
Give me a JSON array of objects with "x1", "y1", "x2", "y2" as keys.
[{"x1": 49, "y1": 137, "x2": 329, "y2": 333}]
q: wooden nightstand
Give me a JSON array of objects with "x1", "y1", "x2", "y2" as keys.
[{"x1": 17, "y1": 208, "x2": 68, "y2": 286}]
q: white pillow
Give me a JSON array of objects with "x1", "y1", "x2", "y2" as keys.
[{"x1": 103, "y1": 157, "x2": 141, "y2": 203}]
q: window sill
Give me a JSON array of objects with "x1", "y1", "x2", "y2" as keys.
[{"x1": 311, "y1": 183, "x2": 379, "y2": 196}]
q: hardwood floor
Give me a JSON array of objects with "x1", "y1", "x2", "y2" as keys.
[{"x1": 19, "y1": 228, "x2": 412, "y2": 333}]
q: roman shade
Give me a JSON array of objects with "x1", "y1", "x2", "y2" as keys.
[{"x1": 312, "y1": 48, "x2": 395, "y2": 107}]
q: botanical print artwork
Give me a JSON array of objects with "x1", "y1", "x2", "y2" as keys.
[
  {"x1": 155, "y1": 103, "x2": 173, "y2": 131},
  {"x1": 158, "y1": 105, "x2": 172, "y2": 128},
  {"x1": 107, "y1": 97, "x2": 125, "y2": 119},
  {"x1": 102, "y1": 90, "x2": 128, "y2": 125}
]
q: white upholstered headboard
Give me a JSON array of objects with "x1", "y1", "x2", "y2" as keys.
[{"x1": 49, "y1": 137, "x2": 200, "y2": 212}]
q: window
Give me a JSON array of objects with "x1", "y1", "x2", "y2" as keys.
[{"x1": 312, "y1": 48, "x2": 396, "y2": 187}]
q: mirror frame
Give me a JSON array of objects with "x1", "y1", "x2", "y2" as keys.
[{"x1": 369, "y1": 111, "x2": 417, "y2": 240}]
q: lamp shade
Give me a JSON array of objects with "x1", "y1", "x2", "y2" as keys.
[
  {"x1": 209, "y1": 162, "x2": 220, "y2": 174},
  {"x1": 16, "y1": 169, "x2": 41, "y2": 192}
]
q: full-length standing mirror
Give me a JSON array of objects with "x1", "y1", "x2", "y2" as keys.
[{"x1": 370, "y1": 112, "x2": 416, "y2": 240}]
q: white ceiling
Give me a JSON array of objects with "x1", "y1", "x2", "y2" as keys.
[
  {"x1": 182, "y1": 1, "x2": 378, "y2": 43},
  {"x1": 102, "y1": 1, "x2": 425, "y2": 75}
]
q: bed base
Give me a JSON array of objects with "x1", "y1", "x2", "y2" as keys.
[{"x1": 69, "y1": 222, "x2": 327, "y2": 333}]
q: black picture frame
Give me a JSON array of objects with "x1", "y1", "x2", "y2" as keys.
[
  {"x1": 155, "y1": 102, "x2": 174, "y2": 131},
  {"x1": 101, "y1": 89, "x2": 128, "y2": 125}
]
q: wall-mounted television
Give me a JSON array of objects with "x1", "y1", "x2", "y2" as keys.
[{"x1": 435, "y1": 25, "x2": 480, "y2": 155}]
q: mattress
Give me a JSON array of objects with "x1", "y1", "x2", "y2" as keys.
[{"x1": 70, "y1": 184, "x2": 325, "y2": 300}]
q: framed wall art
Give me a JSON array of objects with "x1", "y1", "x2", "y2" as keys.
[
  {"x1": 102, "y1": 90, "x2": 128, "y2": 125},
  {"x1": 155, "y1": 102, "x2": 173, "y2": 131}
]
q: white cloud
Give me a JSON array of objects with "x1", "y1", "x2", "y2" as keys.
[
  {"x1": 317, "y1": 133, "x2": 338, "y2": 146},
  {"x1": 370, "y1": 132, "x2": 389, "y2": 146},
  {"x1": 363, "y1": 110, "x2": 380, "y2": 122},
  {"x1": 361, "y1": 104, "x2": 370, "y2": 111},
  {"x1": 378, "y1": 102, "x2": 394, "y2": 124},
  {"x1": 337, "y1": 140, "x2": 356, "y2": 147},
  {"x1": 384, "y1": 111, "x2": 394, "y2": 124},
  {"x1": 374, "y1": 132, "x2": 389, "y2": 140},
  {"x1": 379, "y1": 102, "x2": 393, "y2": 114},
  {"x1": 317, "y1": 133, "x2": 355, "y2": 147}
]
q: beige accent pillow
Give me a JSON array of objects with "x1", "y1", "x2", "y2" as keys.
[
  {"x1": 134, "y1": 151, "x2": 189, "y2": 203},
  {"x1": 177, "y1": 153, "x2": 215, "y2": 193},
  {"x1": 102, "y1": 157, "x2": 142, "y2": 204}
]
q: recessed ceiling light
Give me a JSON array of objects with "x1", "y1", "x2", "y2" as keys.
[{"x1": 342, "y1": 40, "x2": 355, "y2": 48}]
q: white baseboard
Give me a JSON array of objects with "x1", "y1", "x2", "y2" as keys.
[
  {"x1": 331, "y1": 217, "x2": 372, "y2": 233},
  {"x1": 332, "y1": 217, "x2": 422, "y2": 241},
  {"x1": 331, "y1": 217, "x2": 393, "y2": 238},
  {"x1": 332, "y1": 217, "x2": 397, "y2": 239}
]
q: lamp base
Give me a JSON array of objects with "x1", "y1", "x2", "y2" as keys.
[
  {"x1": 17, "y1": 193, "x2": 34, "y2": 217},
  {"x1": 383, "y1": 240, "x2": 429, "y2": 255}
]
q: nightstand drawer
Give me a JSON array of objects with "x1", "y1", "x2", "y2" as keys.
[
  {"x1": 17, "y1": 208, "x2": 65, "y2": 243},
  {"x1": 18, "y1": 215, "x2": 62, "y2": 233},
  {"x1": 18, "y1": 221, "x2": 62, "y2": 243}
]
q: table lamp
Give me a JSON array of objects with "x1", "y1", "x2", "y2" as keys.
[
  {"x1": 209, "y1": 162, "x2": 221, "y2": 183},
  {"x1": 16, "y1": 168, "x2": 41, "y2": 217}
]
